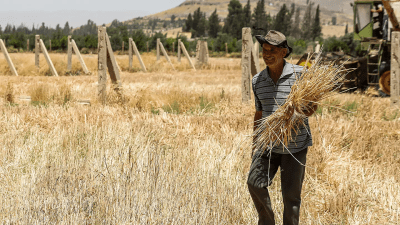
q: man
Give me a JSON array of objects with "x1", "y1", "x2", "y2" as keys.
[
  {"x1": 247, "y1": 30, "x2": 317, "y2": 225},
  {"x1": 371, "y1": 3, "x2": 386, "y2": 39}
]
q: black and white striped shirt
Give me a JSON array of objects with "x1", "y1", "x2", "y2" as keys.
[{"x1": 252, "y1": 61, "x2": 312, "y2": 154}]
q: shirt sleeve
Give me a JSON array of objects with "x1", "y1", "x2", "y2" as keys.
[{"x1": 253, "y1": 81, "x2": 262, "y2": 111}]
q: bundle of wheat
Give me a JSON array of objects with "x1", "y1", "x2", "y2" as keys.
[{"x1": 252, "y1": 51, "x2": 348, "y2": 153}]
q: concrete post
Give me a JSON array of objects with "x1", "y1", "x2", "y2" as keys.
[
  {"x1": 0, "y1": 39, "x2": 18, "y2": 76},
  {"x1": 35, "y1": 35, "x2": 40, "y2": 68},
  {"x1": 130, "y1": 39, "x2": 147, "y2": 72},
  {"x1": 315, "y1": 41, "x2": 321, "y2": 53},
  {"x1": 225, "y1": 42, "x2": 228, "y2": 55},
  {"x1": 205, "y1": 41, "x2": 209, "y2": 61},
  {"x1": 67, "y1": 35, "x2": 72, "y2": 71},
  {"x1": 71, "y1": 39, "x2": 90, "y2": 74},
  {"x1": 98, "y1": 26, "x2": 107, "y2": 104},
  {"x1": 307, "y1": 45, "x2": 314, "y2": 53},
  {"x1": 97, "y1": 27, "x2": 100, "y2": 53},
  {"x1": 197, "y1": 41, "x2": 209, "y2": 67},
  {"x1": 105, "y1": 33, "x2": 122, "y2": 92},
  {"x1": 179, "y1": 41, "x2": 196, "y2": 71},
  {"x1": 172, "y1": 42, "x2": 175, "y2": 55},
  {"x1": 39, "y1": 39, "x2": 58, "y2": 76},
  {"x1": 178, "y1": 39, "x2": 181, "y2": 62},
  {"x1": 159, "y1": 40, "x2": 175, "y2": 70},
  {"x1": 129, "y1": 38, "x2": 133, "y2": 70},
  {"x1": 241, "y1": 27, "x2": 252, "y2": 102},
  {"x1": 196, "y1": 40, "x2": 200, "y2": 62},
  {"x1": 391, "y1": 32, "x2": 400, "y2": 106},
  {"x1": 157, "y1": 38, "x2": 160, "y2": 61},
  {"x1": 254, "y1": 41, "x2": 260, "y2": 60},
  {"x1": 251, "y1": 40, "x2": 260, "y2": 76}
]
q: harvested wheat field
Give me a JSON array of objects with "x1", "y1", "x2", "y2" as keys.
[{"x1": 0, "y1": 53, "x2": 399, "y2": 224}]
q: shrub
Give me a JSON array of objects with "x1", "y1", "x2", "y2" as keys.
[
  {"x1": 29, "y1": 84, "x2": 51, "y2": 106},
  {"x1": 4, "y1": 82, "x2": 15, "y2": 104},
  {"x1": 165, "y1": 38, "x2": 175, "y2": 52},
  {"x1": 324, "y1": 36, "x2": 350, "y2": 52},
  {"x1": 162, "y1": 101, "x2": 180, "y2": 114},
  {"x1": 80, "y1": 48, "x2": 90, "y2": 54},
  {"x1": 131, "y1": 29, "x2": 148, "y2": 52}
]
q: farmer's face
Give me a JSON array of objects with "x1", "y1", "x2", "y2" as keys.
[{"x1": 262, "y1": 43, "x2": 287, "y2": 67}]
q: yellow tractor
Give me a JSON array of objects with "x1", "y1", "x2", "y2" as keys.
[{"x1": 297, "y1": 0, "x2": 400, "y2": 96}]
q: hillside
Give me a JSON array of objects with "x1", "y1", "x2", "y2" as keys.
[{"x1": 140, "y1": 0, "x2": 353, "y2": 26}]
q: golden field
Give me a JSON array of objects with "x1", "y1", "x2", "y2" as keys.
[
  {"x1": 0, "y1": 53, "x2": 399, "y2": 224},
  {"x1": 0, "y1": 52, "x2": 243, "y2": 76}
]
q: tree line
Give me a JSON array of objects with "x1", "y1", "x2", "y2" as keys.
[
  {"x1": 0, "y1": 0, "x2": 358, "y2": 56},
  {"x1": 184, "y1": 0, "x2": 322, "y2": 41}
]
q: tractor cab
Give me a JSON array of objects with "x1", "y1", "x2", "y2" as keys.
[
  {"x1": 353, "y1": 0, "x2": 387, "y2": 41},
  {"x1": 353, "y1": 0, "x2": 392, "y2": 92}
]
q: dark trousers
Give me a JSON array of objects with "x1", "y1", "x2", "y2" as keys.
[{"x1": 247, "y1": 148, "x2": 308, "y2": 225}]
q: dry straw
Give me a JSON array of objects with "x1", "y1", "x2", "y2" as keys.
[{"x1": 252, "y1": 50, "x2": 348, "y2": 153}]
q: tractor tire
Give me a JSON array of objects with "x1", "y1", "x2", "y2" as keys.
[{"x1": 379, "y1": 70, "x2": 390, "y2": 96}]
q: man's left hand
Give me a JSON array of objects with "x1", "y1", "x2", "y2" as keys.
[{"x1": 302, "y1": 103, "x2": 318, "y2": 117}]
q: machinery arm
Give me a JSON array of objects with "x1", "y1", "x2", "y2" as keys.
[{"x1": 382, "y1": 0, "x2": 400, "y2": 31}]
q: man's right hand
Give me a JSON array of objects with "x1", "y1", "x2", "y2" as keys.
[{"x1": 252, "y1": 111, "x2": 263, "y2": 157}]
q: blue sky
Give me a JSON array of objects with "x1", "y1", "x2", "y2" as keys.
[{"x1": 0, "y1": 0, "x2": 184, "y2": 29}]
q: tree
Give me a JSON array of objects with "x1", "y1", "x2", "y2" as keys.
[
  {"x1": 63, "y1": 22, "x2": 70, "y2": 35},
  {"x1": 132, "y1": 29, "x2": 148, "y2": 52},
  {"x1": 184, "y1": 13, "x2": 193, "y2": 32},
  {"x1": 252, "y1": 0, "x2": 268, "y2": 35},
  {"x1": 149, "y1": 32, "x2": 166, "y2": 50},
  {"x1": 223, "y1": 0, "x2": 243, "y2": 39},
  {"x1": 148, "y1": 19, "x2": 158, "y2": 31},
  {"x1": 273, "y1": 4, "x2": 291, "y2": 36},
  {"x1": 188, "y1": 8, "x2": 207, "y2": 37},
  {"x1": 171, "y1": 15, "x2": 176, "y2": 24},
  {"x1": 192, "y1": 8, "x2": 202, "y2": 31},
  {"x1": 110, "y1": 19, "x2": 122, "y2": 28},
  {"x1": 197, "y1": 15, "x2": 207, "y2": 37},
  {"x1": 39, "y1": 22, "x2": 46, "y2": 35},
  {"x1": 292, "y1": 7, "x2": 301, "y2": 39},
  {"x1": 290, "y1": 3, "x2": 295, "y2": 16},
  {"x1": 213, "y1": 33, "x2": 239, "y2": 52},
  {"x1": 72, "y1": 20, "x2": 97, "y2": 36},
  {"x1": 332, "y1": 16, "x2": 337, "y2": 25},
  {"x1": 345, "y1": 23, "x2": 348, "y2": 35},
  {"x1": 55, "y1": 24, "x2": 61, "y2": 32},
  {"x1": 301, "y1": 2, "x2": 313, "y2": 40},
  {"x1": 311, "y1": 5, "x2": 322, "y2": 40},
  {"x1": 243, "y1": 0, "x2": 251, "y2": 27},
  {"x1": 208, "y1": 9, "x2": 221, "y2": 38}
]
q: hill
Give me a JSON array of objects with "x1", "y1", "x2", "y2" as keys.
[{"x1": 140, "y1": 0, "x2": 353, "y2": 26}]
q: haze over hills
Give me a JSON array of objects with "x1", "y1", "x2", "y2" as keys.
[{"x1": 0, "y1": 10, "x2": 150, "y2": 29}]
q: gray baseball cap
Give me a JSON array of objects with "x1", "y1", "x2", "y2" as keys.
[{"x1": 255, "y1": 30, "x2": 292, "y2": 58}]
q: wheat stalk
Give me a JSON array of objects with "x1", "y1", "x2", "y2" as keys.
[{"x1": 252, "y1": 50, "x2": 348, "y2": 153}]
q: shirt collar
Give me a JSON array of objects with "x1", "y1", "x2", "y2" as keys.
[{"x1": 262, "y1": 60, "x2": 295, "y2": 81}]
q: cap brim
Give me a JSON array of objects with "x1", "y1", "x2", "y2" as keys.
[{"x1": 255, "y1": 35, "x2": 292, "y2": 58}]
